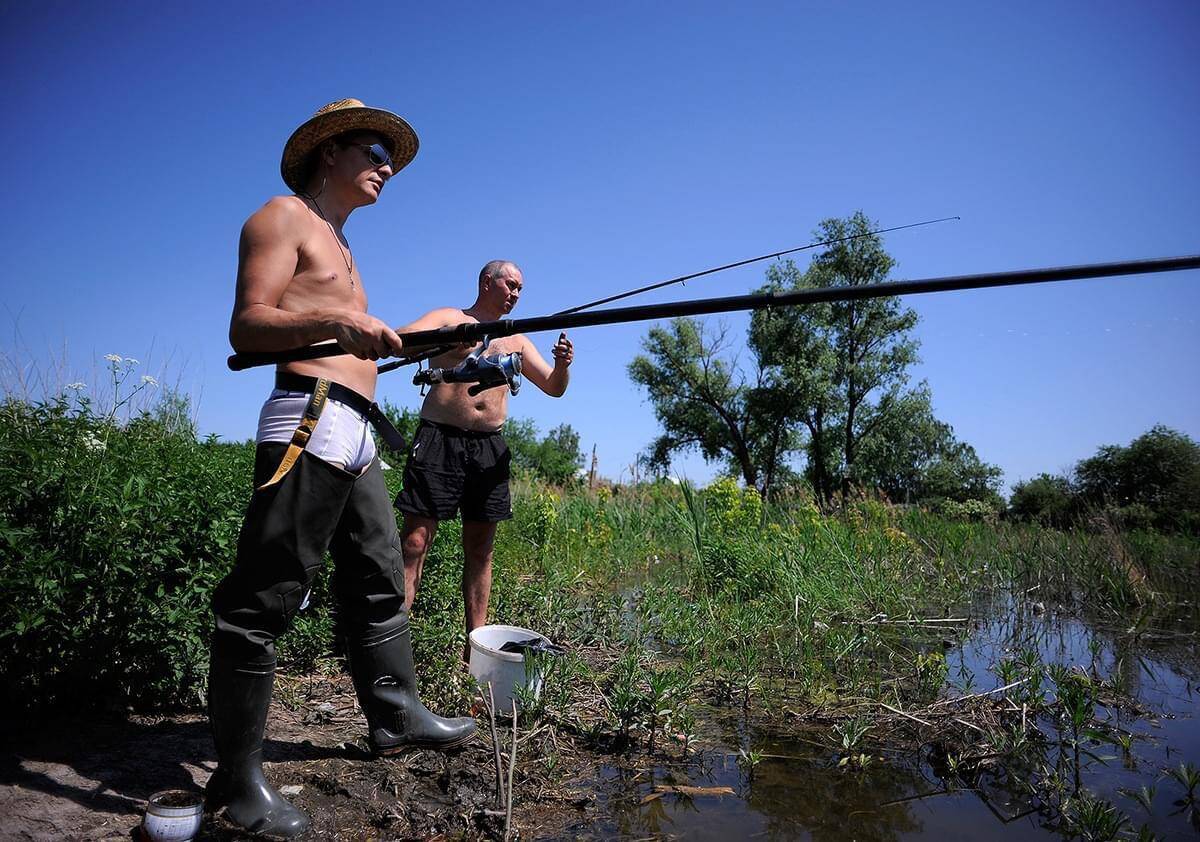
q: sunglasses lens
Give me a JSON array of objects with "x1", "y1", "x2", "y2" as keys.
[{"x1": 369, "y1": 143, "x2": 392, "y2": 168}]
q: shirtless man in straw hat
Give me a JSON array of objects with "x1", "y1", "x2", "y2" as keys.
[
  {"x1": 208, "y1": 99, "x2": 475, "y2": 838},
  {"x1": 395, "y1": 260, "x2": 574, "y2": 661}
]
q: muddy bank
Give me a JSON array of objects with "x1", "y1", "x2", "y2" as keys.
[{"x1": 0, "y1": 670, "x2": 592, "y2": 841}]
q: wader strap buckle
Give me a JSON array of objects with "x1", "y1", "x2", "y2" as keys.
[{"x1": 257, "y1": 377, "x2": 331, "y2": 490}]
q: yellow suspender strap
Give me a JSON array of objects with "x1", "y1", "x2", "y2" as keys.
[{"x1": 257, "y1": 377, "x2": 332, "y2": 490}]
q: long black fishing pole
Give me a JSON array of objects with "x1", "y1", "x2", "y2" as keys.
[
  {"x1": 227, "y1": 254, "x2": 1200, "y2": 371},
  {"x1": 374, "y1": 215, "x2": 960, "y2": 374},
  {"x1": 557, "y1": 215, "x2": 962, "y2": 315}
]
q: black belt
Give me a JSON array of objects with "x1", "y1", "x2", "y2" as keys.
[{"x1": 274, "y1": 372, "x2": 407, "y2": 453}]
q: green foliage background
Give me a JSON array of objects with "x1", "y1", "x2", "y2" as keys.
[
  {"x1": 1, "y1": 377, "x2": 1194, "y2": 721},
  {"x1": 1009, "y1": 426, "x2": 1200, "y2": 533}
]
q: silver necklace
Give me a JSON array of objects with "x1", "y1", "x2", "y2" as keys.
[{"x1": 310, "y1": 199, "x2": 355, "y2": 288}]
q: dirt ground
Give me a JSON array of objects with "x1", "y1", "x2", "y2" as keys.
[{"x1": 0, "y1": 671, "x2": 595, "y2": 841}]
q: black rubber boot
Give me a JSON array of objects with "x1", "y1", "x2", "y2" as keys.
[
  {"x1": 348, "y1": 622, "x2": 477, "y2": 754},
  {"x1": 205, "y1": 658, "x2": 309, "y2": 838}
]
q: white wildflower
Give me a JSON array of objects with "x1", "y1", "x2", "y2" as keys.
[
  {"x1": 141, "y1": 375, "x2": 158, "y2": 386},
  {"x1": 104, "y1": 354, "x2": 123, "y2": 363},
  {"x1": 126, "y1": 358, "x2": 140, "y2": 366},
  {"x1": 81, "y1": 432, "x2": 106, "y2": 453},
  {"x1": 66, "y1": 382, "x2": 86, "y2": 391}
]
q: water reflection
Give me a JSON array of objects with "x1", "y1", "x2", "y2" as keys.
[{"x1": 564, "y1": 592, "x2": 1198, "y2": 840}]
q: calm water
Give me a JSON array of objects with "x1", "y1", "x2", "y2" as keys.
[{"x1": 564, "y1": 595, "x2": 1199, "y2": 840}]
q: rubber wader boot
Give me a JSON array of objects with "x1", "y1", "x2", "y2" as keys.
[
  {"x1": 349, "y1": 622, "x2": 477, "y2": 754},
  {"x1": 205, "y1": 659, "x2": 309, "y2": 838}
]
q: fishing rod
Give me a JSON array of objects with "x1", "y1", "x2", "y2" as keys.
[
  {"x1": 373, "y1": 215, "x2": 961, "y2": 375},
  {"x1": 227, "y1": 254, "x2": 1200, "y2": 371},
  {"x1": 558, "y1": 215, "x2": 962, "y2": 315}
]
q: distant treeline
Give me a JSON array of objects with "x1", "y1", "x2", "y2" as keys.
[{"x1": 1009, "y1": 425, "x2": 1200, "y2": 534}]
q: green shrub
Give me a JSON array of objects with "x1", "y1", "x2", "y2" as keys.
[
  {"x1": 702, "y1": 476, "x2": 763, "y2": 534},
  {"x1": 0, "y1": 397, "x2": 242, "y2": 709},
  {"x1": 0, "y1": 394, "x2": 337, "y2": 712},
  {"x1": 937, "y1": 497, "x2": 997, "y2": 523}
]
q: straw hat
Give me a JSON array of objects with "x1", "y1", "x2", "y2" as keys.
[{"x1": 280, "y1": 98, "x2": 419, "y2": 193}]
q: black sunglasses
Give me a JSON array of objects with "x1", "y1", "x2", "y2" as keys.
[{"x1": 343, "y1": 141, "x2": 394, "y2": 170}]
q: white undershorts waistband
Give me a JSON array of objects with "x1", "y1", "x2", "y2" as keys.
[{"x1": 255, "y1": 388, "x2": 377, "y2": 473}]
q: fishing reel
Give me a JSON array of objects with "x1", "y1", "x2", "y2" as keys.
[{"x1": 412, "y1": 336, "x2": 523, "y2": 396}]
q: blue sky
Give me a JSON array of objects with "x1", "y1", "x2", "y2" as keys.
[{"x1": 2, "y1": 1, "x2": 1197, "y2": 492}]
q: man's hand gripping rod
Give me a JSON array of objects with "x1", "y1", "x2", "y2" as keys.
[{"x1": 227, "y1": 255, "x2": 1200, "y2": 372}]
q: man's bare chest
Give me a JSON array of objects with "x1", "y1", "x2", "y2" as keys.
[{"x1": 284, "y1": 232, "x2": 366, "y2": 310}]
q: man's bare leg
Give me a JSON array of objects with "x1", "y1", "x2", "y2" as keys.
[
  {"x1": 461, "y1": 520, "x2": 498, "y2": 663},
  {"x1": 400, "y1": 513, "x2": 440, "y2": 613}
]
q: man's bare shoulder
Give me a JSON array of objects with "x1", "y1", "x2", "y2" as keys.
[
  {"x1": 241, "y1": 195, "x2": 311, "y2": 241},
  {"x1": 399, "y1": 307, "x2": 472, "y2": 337},
  {"x1": 425, "y1": 307, "x2": 472, "y2": 326}
]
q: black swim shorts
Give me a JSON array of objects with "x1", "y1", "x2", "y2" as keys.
[{"x1": 394, "y1": 419, "x2": 513, "y2": 522}]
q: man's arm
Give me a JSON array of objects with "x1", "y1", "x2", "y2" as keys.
[
  {"x1": 394, "y1": 307, "x2": 472, "y2": 354},
  {"x1": 519, "y1": 332, "x2": 573, "y2": 397},
  {"x1": 228, "y1": 197, "x2": 402, "y2": 359}
]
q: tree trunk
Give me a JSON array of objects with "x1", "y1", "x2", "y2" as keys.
[
  {"x1": 843, "y1": 301, "x2": 857, "y2": 499},
  {"x1": 737, "y1": 445, "x2": 759, "y2": 491},
  {"x1": 811, "y1": 408, "x2": 831, "y2": 506},
  {"x1": 763, "y1": 422, "x2": 782, "y2": 503}
]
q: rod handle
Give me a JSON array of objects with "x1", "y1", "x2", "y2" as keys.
[{"x1": 227, "y1": 342, "x2": 346, "y2": 371}]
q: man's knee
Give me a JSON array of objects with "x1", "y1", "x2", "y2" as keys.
[
  {"x1": 402, "y1": 524, "x2": 435, "y2": 560},
  {"x1": 210, "y1": 575, "x2": 308, "y2": 664}
]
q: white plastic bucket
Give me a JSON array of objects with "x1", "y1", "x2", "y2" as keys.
[
  {"x1": 468, "y1": 624, "x2": 551, "y2": 713},
  {"x1": 142, "y1": 789, "x2": 203, "y2": 841}
]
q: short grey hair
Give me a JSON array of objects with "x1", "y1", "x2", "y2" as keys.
[{"x1": 479, "y1": 260, "x2": 520, "y2": 288}]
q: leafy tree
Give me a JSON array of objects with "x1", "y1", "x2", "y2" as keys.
[
  {"x1": 129, "y1": 385, "x2": 196, "y2": 439},
  {"x1": 1074, "y1": 425, "x2": 1200, "y2": 533},
  {"x1": 629, "y1": 211, "x2": 1000, "y2": 506},
  {"x1": 920, "y1": 442, "x2": 1003, "y2": 507},
  {"x1": 1008, "y1": 427, "x2": 1199, "y2": 534},
  {"x1": 852, "y1": 383, "x2": 1002, "y2": 505},
  {"x1": 1009, "y1": 473, "x2": 1073, "y2": 527},
  {"x1": 503, "y1": 417, "x2": 540, "y2": 461},
  {"x1": 532, "y1": 423, "x2": 585, "y2": 486},
  {"x1": 378, "y1": 399, "x2": 423, "y2": 453},
  {"x1": 505, "y1": 418, "x2": 584, "y2": 486},
  {"x1": 627, "y1": 318, "x2": 799, "y2": 498},
  {"x1": 750, "y1": 211, "x2": 921, "y2": 504}
]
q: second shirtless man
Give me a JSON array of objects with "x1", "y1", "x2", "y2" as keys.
[{"x1": 396, "y1": 260, "x2": 574, "y2": 659}]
